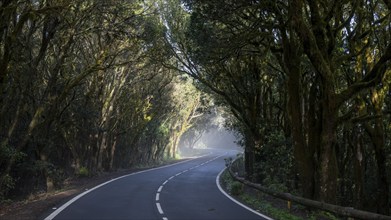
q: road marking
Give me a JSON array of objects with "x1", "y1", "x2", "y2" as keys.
[
  {"x1": 156, "y1": 193, "x2": 160, "y2": 201},
  {"x1": 153, "y1": 153, "x2": 228, "y2": 220},
  {"x1": 216, "y1": 168, "x2": 274, "y2": 220},
  {"x1": 44, "y1": 155, "x2": 207, "y2": 220},
  {"x1": 156, "y1": 203, "x2": 164, "y2": 214}
]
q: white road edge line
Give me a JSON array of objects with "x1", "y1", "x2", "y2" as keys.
[
  {"x1": 158, "y1": 185, "x2": 163, "y2": 192},
  {"x1": 216, "y1": 167, "x2": 274, "y2": 220},
  {"x1": 44, "y1": 155, "x2": 207, "y2": 220},
  {"x1": 156, "y1": 203, "x2": 164, "y2": 214}
]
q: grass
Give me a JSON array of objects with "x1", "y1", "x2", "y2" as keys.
[
  {"x1": 219, "y1": 169, "x2": 340, "y2": 220},
  {"x1": 240, "y1": 193, "x2": 303, "y2": 220}
]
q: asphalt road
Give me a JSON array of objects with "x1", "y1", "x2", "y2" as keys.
[{"x1": 44, "y1": 149, "x2": 271, "y2": 220}]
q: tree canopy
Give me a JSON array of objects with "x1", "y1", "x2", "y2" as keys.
[
  {"x1": 163, "y1": 0, "x2": 391, "y2": 214},
  {"x1": 0, "y1": 0, "x2": 390, "y2": 216},
  {"x1": 0, "y1": 0, "x2": 207, "y2": 200}
]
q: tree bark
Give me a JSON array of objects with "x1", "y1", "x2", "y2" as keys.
[
  {"x1": 288, "y1": 71, "x2": 316, "y2": 199},
  {"x1": 318, "y1": 91, "x2": 338, "y2": 203},
  {"x1": 365, "y1": 116, "x2": 389, "y2": 215},
  {"x1": 290, "y1": 0, "x2": 339, "y2": 203},
  {"x1": 243, "y1": 130, "x2": 255, "y2": 181},
  {"x1": 283, "y1": 38, "x2": 316, "y2": 199},
  {"x1": 353, "y1": 133, "x2": 364, "y2": 210}
]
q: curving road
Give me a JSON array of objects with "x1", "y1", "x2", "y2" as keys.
[{"x1": 44, "y1": 149, "x2": 271, "y2": 220}]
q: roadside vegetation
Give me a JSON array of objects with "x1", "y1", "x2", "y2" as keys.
[
  {"x1": 220, "y1": 157, "x2": 339, "y2": 220},
  {"x1": 1, "y1": 0, "x2": 390, "y2": 216},
  {"x1": 0, "y1": 0, "x2": 212, "y2": 203},
  {"x1": 165, "y1": 0, "x2": 391, "y2": 215}
]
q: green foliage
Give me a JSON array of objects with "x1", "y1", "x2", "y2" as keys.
[
  {"x1": 0, "y1": 0, "x2": 390, "y2": 213},
  {"x1": 307, "y1": 211, "x2": 339, "y2": 220},
  {"x1": 240, "y1": 194, "x2": 303, "y2": 220},
  {"x1": 222, "y1": 169, "x2": 306, "y2": 220},
  {"x1": 76, "y1": 167, "x2": 89, "y2": 178},
  {"x1": 221, "y1": 161, "x2": 243, "y2": 196},
  {"x1": 166, "y1": 0, "x2": 391, "y2": 212},
  {"x1": 230, "y1": 181, "x2": 243, "y2": 196},
  {"x1": 0, "y1": 144, "x2": 26, "y2": 165},
  {"x1": 224, "y1": 157, "x2": 233, "y2": 167},
  {"x1": 158, "y1": 123, "x2": 170, "y2": 137},
  {"x1": 0, "y1": 174, "x2": 15, "y2": 202},
  {"x1": 254, "y1": 131, "x2": 293, "y2": 190},
  {"x1": 0, "y1": 144, "x2": 26, "y2": 201},
  {"x1": 47, "y1": 166, "x2": 66, "y2": 189},
  {"x1": 0, "y1": 0, "x2": 214, "y2": 201}
]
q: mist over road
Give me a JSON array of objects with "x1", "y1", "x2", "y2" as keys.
[{"x1": 44, "y1": 148, "x2": 269, "y2": 220}]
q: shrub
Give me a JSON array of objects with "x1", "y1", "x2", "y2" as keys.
[
  {"x1": 76, "y1": 167, "x2": 89, "y2": 177},
  {"x1": 0, "y1": 174, "x2": 15, "y2": 202},
  {"x1": 230, "y1": 181, "x2": 243, "y2": 196}
]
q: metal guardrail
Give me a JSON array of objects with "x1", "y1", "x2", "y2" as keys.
[{"x1": 226, "y1": 156, "x2": 391, "y2": 220}]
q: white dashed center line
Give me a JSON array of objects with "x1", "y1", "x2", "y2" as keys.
[
  {"x1": 156, "y1": 193, "x2": 160, "y2": 201},
  {"x1": 156, "y1": 203, "x2": 164, "y2": 214},
  {"x1": 154, "y1": 154, "x2": 225, "y2": 220}
]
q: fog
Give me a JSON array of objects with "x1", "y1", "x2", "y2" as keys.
[{"x1": 178, "y1": 128, "x2": 243, "y2": 157}]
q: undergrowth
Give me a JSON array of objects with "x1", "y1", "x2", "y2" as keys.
[{"x1": 220, "y1": 167, "x2": 340, "y2": 220}]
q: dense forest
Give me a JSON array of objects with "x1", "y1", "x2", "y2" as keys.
[
  {"x1": 1, "y1": 0, "x2": 390, "y2": 216},
  {"x1": 0, "y1": 0, "x2": 210, "y2": 201}
]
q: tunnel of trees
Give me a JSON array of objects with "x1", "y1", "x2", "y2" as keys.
[{"x1": 0, "y1": 0, "x2": 390, "y2": 215}]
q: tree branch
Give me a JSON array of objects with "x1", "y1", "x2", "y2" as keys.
[{"x1": 336, "y1": 43, "x2": 391, "y2": 107}]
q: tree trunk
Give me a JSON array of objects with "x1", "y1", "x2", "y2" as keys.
[
  {"x1": 290, "y1": 0, "x2": 339, "y2": 203},
  {"x1": 39, "y1": 152, "x2": 55, "y2": 193},
  {"x1": 109, "y1": 136, "x2": 117, "y2": 170},
  {"x1": 307, "y1": 82, "x2": 322, "y2": 199},
  {"x1": 97, "y1": 131, "x2": 108, "y2": 171},
  {"x1": 286, "y1": 58, "x2": 316, "y2": 200},
  {"x1": 318, "y1": 92, "x2": 338, "y2": 203},
  {"x1": 171, "y1": 135, "x2": 180, "y2": 158},
  {"x1": 244, "y1": 131, "x2": 255, "y2": 181},
  {"x1": 166, "y1": 132, "x2": 175, "y2": 158},
  {"x1": 278, "y1": 29, "x2": 316, "y2": 199},
  {"x1": 353, "y1": 134, "x2": 364, "y2": 210},
  {"x1": 365, "y1": 116, "x2": 389, "y2": 215}
]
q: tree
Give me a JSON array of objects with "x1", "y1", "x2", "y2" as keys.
[
  {"x1": 0, "y1": 0, "x2": 208, "y2": 201},
  {"x1": 163, "y1": 0, "x2": 391, "y2": 213}
]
